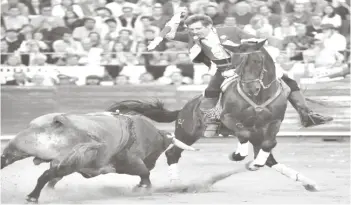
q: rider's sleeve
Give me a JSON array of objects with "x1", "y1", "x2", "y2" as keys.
[{"x1": 160, "y1": 24, "x2": 189, "y2": 43}]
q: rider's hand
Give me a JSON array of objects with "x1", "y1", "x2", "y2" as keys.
[{"x1": 147, "y1": 36, "x2": 163, "y2": 51}]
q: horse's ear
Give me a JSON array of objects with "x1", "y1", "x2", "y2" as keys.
[{"x1": 255, "y1": 39, "x2": 267, "y2": 49}]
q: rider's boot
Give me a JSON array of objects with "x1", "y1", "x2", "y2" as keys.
[
  {"x1": 288, "y1": 91, "x2": 333, "y2": 127},
  {"x1": 199, "y1": 97, "x2": 221, "y2": 138}
]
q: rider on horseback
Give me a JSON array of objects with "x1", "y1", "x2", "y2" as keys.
[{"x1": 147, "y1": 9, "x2": 333, "y2": 136}]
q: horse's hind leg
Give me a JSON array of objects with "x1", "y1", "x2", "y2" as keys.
[{"x1": 26, "y1": 164, "x2": 74, "y2": 203}]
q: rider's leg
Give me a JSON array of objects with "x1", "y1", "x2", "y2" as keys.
[
  {"x1": 199, "y1": 59, "x2": 229, "y2": 137},
  {"x1": 281, "y1": 74, "x2": 333, "y2": 127}
]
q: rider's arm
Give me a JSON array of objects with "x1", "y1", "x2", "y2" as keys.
[{"x1": 160, "y1": 13, "x2": 189, "y2": 43}]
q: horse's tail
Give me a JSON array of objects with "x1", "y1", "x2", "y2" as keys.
[
  {"x1": 106, "y1": 100, "x2": 180, "y2": 123},
  {"x1": 57, "y1": 141, "x2": 105, "y2": 169}
]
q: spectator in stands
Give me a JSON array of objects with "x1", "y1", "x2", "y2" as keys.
[
  {"x1": 85, "y1": 75, "x2": 102, "y2": 85},
  {"x1": 4, "y1": 29, "x2": 23, "y2": 53},
  {"x1": 218, "y1": 0, "x2": 238, "y2": 17},
  {"x1": 203, "y1": 2, "x2": 225, "y2": 26},
  {"x1": 66, "y1": 54, "x2": 80, "y2": 66},
  {"x1": 169, "y1": 70, "x2": 185, "y2": 85},
  {"x1": 79, "y1": 0, "x2": 102, "y2": 16},
  {"x1": 88, "y1": 32, "x2": 102, "y2": 48},
  {"x1": 25, "y1": 0, "x2": 45, "y2": 15},
  {"x1": 308, "y1": 34, "x2": 345, "y2": 68},
  {"x1": 31, "y1": 72, "x2": 57, "y2": 86},
  {"x1": 258, "y1": 4, "x2": 281, "y2": 28},
  {"x1": 331, "y1": 0, "x2": 350, "y2": 37},
  {"x1": 133, "y1": 41, "x2": 149, "y2": 65},
  {"x1": 64, "y1": 10, "x2": 84, "y2": 31},
  {"x1": 52, "y1": 0, "x2": 84, "y2": 18},
  {"x1": 110, "y1": 41, "x2": 128, "y2": 65},
  {"x1": 284, "y1": 42, "x2": 297, "y2": 60},
  {"x1": 283, "y1": 24, "x2": 313, "y2": 56},
  {"x1": 18, "y1": 24, "x2": 34, "y2": 41},
  {"x1": 222, "y1": 16, "x2": 237, "y2": 26},
  {"x1": 321, "y1": 4, "x2": 343, "y2": 29},
  {"x1": 135, "y1": 0, "x2": 154, "y2": 16},
  {"x1": 5, "y1": 70, "x2": 30, "y2": 86},
  {"x1": 94, "y1": 7, "x2": 113, "y2": 31},
  {"x1": 134, "y1": 16, "x2": 161, "y2": 39},
  {"x1": 72, "y1": 17, "x2": 98, "y2": 41},
  {"x1": 268, "y1": 0, "x2": 294, "y2": 15},
  {"x1": 114, "y1": 28, "x2": 135, "y2": 52},
  {"x1": 231, "y1": 1, "x2": 253, "y2": 27},
  {"x1": 288, "y1": 3, "x2": 312, "y2": 25},
  {"x1": 306, "y1": 0, "x2": 328, "y2": 15},
  {"x1": 1, "y1": 26, "x2": 5, "y2": 41},
  {"x1": 117, "y1": 6, "x2": 139, "y2": 29},
  {"x1": 31, "y1": 53, "x2": 50, "y2": 66},
  {"x1": 115, "y1": 74, "x2": 130, "y2": 85},
  {"x1": 162, "y1": 0, "x2": 188, "y2": 17},
  {"x1": 139, "y1": 71, "x2": 155, "y2": 84},
  {"x1": 273, "y1": 16, "x2": 296, "y2": 40},
  {"x1": 5, "y1": 54, "x2": 25, "y2": 67},
  {"x1": 3, "y1": 7, "x2": 29, "y2": 30},
  {"x1": 1, "y1": 0, "x2": 29, "y2": 16},
  {"x1": 321, "y1": 23, "x2": 347, "y2": 52},
  {"x1": 30, "y1": 6, "x2": 65, "y2": 31},
  {"x1": 33, "y1": 32, "x2": 49, "y2": 50},
  {"x1": 78, "y1": 38, "x2": 103, "y2": 65},
  {"x1": 105, "y1": 0, "x2": 136, "y2": 17},
  {"x1": 53, "y1": 31, "x2": 84, "y2": 57},
  {"x1": 243, "y1": 15, "x2": 273, "y2": 36},
  {"x1": 306, "y1": 15, "x2": 323, "y2": 37},
  {"x1": 1, "y1": 40, "x2": 9, "y2": 64},
  {"x1": 102, "y1": 18, "x2": 120, "y2": 45},
  {"x1": 150, "y1": 3, "x2": 170, "y2": 29}
]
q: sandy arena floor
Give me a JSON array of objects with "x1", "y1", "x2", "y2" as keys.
[{"x1": 1, "y1": 137, "x2": 350, "y2": 204}]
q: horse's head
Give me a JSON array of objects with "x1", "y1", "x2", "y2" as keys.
[{"x1": 229, "y1": 39, "x2": 275, "y2": 96}]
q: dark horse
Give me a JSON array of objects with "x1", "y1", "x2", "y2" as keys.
[{"x1": 107, "y1": 40, "x2": 318, "y2": 191}]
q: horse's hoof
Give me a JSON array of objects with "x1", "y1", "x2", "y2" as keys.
[
  {"x1": 132, "y1": 184, "x2": 151, "y2": 192},
  {"x1": 245, "y1": 161, "x2": 260, "y2": 171},
  {"x1": 25, "y1": 196, "x2": 38, "y2": 204},
  {"x1": 229, "y1": 152, "x2": 246, "y2": 161},
  {"x1": 303, "y1": 184, "x2": 319, "y2": 192}
]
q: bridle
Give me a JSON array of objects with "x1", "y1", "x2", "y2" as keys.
[{"x1": 236, "y1": 51, "x2": 277, "y2": 96}]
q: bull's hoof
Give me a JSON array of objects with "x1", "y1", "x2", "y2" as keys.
[
  {"x1": 303, "y1": 183, "x2": 319, "y2": 192},
  {"x1": 245, "y1": 161, "x2": 262, "y2": 171},
  {"x1": 229, "y1": 152, "x2": 246, "y2": 161},
  {"x1": 25, "y1": 196, "x2": 38, "y2": 204}
]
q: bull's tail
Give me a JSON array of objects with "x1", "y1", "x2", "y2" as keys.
[
  {"x1": 57, "y1": 142, "x2": 104, "y2": 169},
  {"x1": 106, "y1": 100, "x2": 180, "y2": 123}
]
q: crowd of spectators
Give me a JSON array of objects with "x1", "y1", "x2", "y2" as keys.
[{"x1": 0, "y1": 0, "x2": 350, "y2": 86}]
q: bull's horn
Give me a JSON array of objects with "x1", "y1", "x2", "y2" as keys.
[{"x1": 170, "y1": 137, "x2": 199, "y2": 151}]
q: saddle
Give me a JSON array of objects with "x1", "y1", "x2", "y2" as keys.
[{"x1": 208, "y1": 73, "x2": 290, "y2": 121}]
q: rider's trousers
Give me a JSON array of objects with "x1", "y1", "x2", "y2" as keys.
[{"x1": 204, "y1": 58, "x2": 231, "y2": 98}]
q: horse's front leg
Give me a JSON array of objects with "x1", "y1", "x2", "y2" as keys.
[
  {"x1": 246, "y1": 120, "x2": 281, "y2": 171},
  {"x1": 222, "y1": 114, "x2": 250, "y2": 161}
]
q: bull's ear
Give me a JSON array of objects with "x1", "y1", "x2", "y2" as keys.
[{"x1": 53, "y1": 114, "x2": 71, "y2": 126}]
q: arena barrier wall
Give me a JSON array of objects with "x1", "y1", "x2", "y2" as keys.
[{"x1": 1, "y1": 80, "x2": 350, "y2": 138}]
